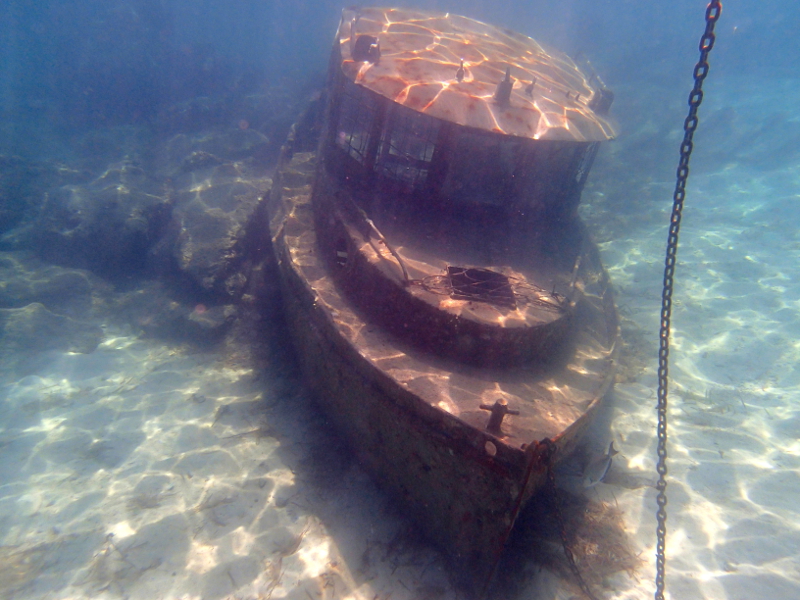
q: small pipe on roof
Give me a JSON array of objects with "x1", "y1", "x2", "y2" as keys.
[
  {"x1": 349, "y1": 15, "x2": 359, "y2": 57},
  {"x1": 494, "y1": 66, "x2": 514, "y2": 106},
  {"x1": 525, "y1": 79, "x2": 536, "y2": 97}
]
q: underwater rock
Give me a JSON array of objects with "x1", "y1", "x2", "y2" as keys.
[
  {"x1": 0, "y1": 155, "x2": 91, "y2": 239},
  {"x1": 186, "y1": 303, "x2": 238, "y2": 342},
  {"x1": 26, "y1": 160, "x2": 173, "y2": 280},
  {"x1": 140, "y1": 300, "x2": 237, "y2": 346},
  {"x1": 113, "y1": 280, "x2": 237, "y2": 345},
  {"x1": 0, "y1": 251, "x2": 108, "y2": 318},
  {"x1": 169, "y1": 173, "x2": 271, "y2": 296},
  {"x1": 155, "y1": 128, "x2": 273, "y2": 180},
  {"x1": 178, "y1": 151, "x2": 225, "y2": 173},
  {"x1": 0, "y1": 156, "x2": 49, "y2": 237},
  {"x1": 69, "y1": 126, "x2": 156, "y2": 174},
  {"x1": 155, "y1": 96, "x2": 233, "y2": 135},
  {"x1": 154, "y1": 89, "x2": 299, "y2": 142},
  {"x1": 156, "y1": 132, "x2": 273, "y2": 297},
  {"x1": 2, "y1": 93, "x2": 300, "y2": 299},
  {"x1": 0, "y1": 302, "x2": 103, "y2": 359}
]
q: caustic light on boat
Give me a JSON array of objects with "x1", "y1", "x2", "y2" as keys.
[
  {"x1": 264, "y1": 6, "x2": 622, "y2": 591},
  {"x1": 337, "y1": 7, "x2": 617, "y2": 141}
]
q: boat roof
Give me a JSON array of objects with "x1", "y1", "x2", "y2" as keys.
[{"x1": 338, "y1": 7, "x2": 617, "y2": 143}]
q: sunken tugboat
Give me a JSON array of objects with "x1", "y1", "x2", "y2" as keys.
[{"x1": 267, "y1": 7, "x2": 619, "y2": 594}]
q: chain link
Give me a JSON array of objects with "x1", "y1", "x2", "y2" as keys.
[{"x1": 655, "y1": 3, "x2": 721, "y2": 600}]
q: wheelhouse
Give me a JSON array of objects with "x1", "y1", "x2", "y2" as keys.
[{"x1": 321, "y1": 7, "x2": 616, "y2": 234}]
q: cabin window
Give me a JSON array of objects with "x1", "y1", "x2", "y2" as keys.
[
  {"x1": 574, "y1": 142, "x2": 599, "y2": 186},
  {"x1": 535, "y1": 143, "x2": 586, "y2": 202},
  {"x1": 336, "y1": 83, "x2": 378, "y2": 164},
  {"x1": 440, "y1": 130, "x2": 523, "y2": 207},
  {"x1": 374, "y1": 104, "x2": 439, "y2": 188}
]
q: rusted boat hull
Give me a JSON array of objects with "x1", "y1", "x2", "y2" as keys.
[{"x1": 266, "y1": 143, "x2": 619, "y2": 593}]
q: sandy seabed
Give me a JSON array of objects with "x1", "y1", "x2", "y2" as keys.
[
  {"x1": 579, "y1": 162, "x2": 800, "y2": 600},
  {"x1": 2, "y1": 94, "x2": 799, "y2": 600}
]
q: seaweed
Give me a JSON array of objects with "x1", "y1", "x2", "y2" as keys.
[
  {"x1": 0, "y1": 543, "x2": 48, "y2": 596},
  {"x1": 79, "y1": 533, "x2": 161, "y2": 595},
  {"x1": 562, "y1": 498, "x2": 645, "y2": 586},
  {"x1": 497, "y1": 490, "x2": 644, "y2": 598},
  {"x1": 220, "y1": 424, "x2": 278, "y2": 445},
  {"x1": 126, "y1": 489, "x2": 175, "y2": 512},
  {"x1": 271, "y1": 518, "x2": 312, "y2": 558},
  {"x1": 258, "y1": 557, "x2": 285, "y2": 600},
  {"x1": 535, "y1": 492, "x2": 644, "y2": 592}
]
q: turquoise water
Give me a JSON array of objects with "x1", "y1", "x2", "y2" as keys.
[{"x1": 1, "y1": 2, "x2": 798, "y2": 599}]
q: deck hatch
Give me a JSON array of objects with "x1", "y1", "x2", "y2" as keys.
[{"x1": 447, "y1": 266, "x2": 516, "y2": 309}]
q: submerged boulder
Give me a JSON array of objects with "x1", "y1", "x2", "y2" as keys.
[
  {"x1": 112, "y1": 280, "x2": 238, "y2": 345},
  {"x1": 171, "y1": 163, "x2": 271, "y2": 296},
  {"x1": 158, "y1": 129, "x2": 272, "y2": 172},
  {"x1": 0, "y1": 302, "x2": 103, "y2": 358},
  {"x1": 0, "y1": 155, "x2": 91, "y2": 239},
  {"x1": 0, "y1": 251, "x2": 111, "y2": 317},
  {"x1": 0, "y1": 252, "x2": 110, "y2": 373},
  {"x1": 23, "y1": 160, "x2": 173, "y2": 280},
  {"x1": 154, "y1": 129, "x2": 273, "y2": 298}
]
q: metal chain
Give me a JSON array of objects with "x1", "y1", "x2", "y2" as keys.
[
  {"x1": 541, "y1": 439, "x2": 600, "y2": 600},
  {"x1": 655, "y1": 3, "x2": 722, "y2": 600}
]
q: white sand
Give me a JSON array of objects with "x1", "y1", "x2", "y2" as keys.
[
  {"x1": 0, "y1": 329, "x2": 460, "y2": 600},
  {"x1": 547, "y1": 139, "x2": 800, "y2": 598}
]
